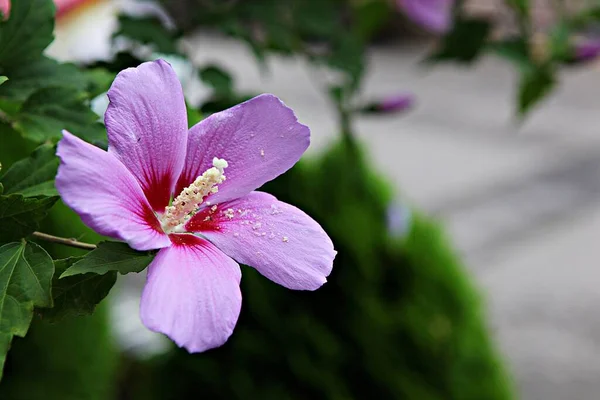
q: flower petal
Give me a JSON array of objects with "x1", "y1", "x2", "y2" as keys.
[
  {"x1": 56, "y1": 131, "x2": 169, "y2": 250},
  {"x1": 398, "y1": 0, "x2": 453, "y2": 33},
  {"x1": 140, "y1": 235, "x2": 241, "y2": 353},
  {"x1": 186, "y1": 191, "x2": 335, "y2": 291},
  {"x1": 105, "y1": 59, "x2": 188, "y2": 212},
  {"x1": 176, "y1": 94, "x2": 309, "y2": 205}
]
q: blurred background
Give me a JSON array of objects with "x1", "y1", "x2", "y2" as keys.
[{"x1": 2, "y1": 0, "x2": 600, "y2": 399}]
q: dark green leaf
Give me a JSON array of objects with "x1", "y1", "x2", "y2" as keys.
[
  {"x1": 548, "y1": 21, "x2": 571, "y2": 62},
  {"x1": 0, "y1": 144, "x2": 58, "y2": 197},
  {"x1": 0, "y1": 0, "x2": 55, "y2": 69},
  {"x1": 427, "y1": 18, "x2": 491, "y2": 64},
  {"x1": 186, "y1": 103, "x2": 203, "y2": 127},
  {"x1": 115, "y1": 15, "x2": 180, "y2": 54},
  {"x1": 517, "y1": 65, "x2": 556, "y2": 117},
  {"x1": 0, "y1": 57, "x2": 87, "y2": 104},
  {"x1": 324, "y1": 34, "x2": 365, "y2": 92},
  {"x1": 61, "y1": 241, "x2": 155, "y2": 277},
  {"x1": 487, "y1": 37, "x2": 530, "y2": 68},
  {"x1": 41, "y1": 257, "x2": 117, "y2": 322},
  {"x1": 14, "y1": 87, "x2": 102, "y2": 142},
  {"x1": 199, "y1": 65, "x2": 233, "y2": 97},
  {"x1": 0, "y1": 194, "x2": 58, "y2": 243},
  {"x1": 81, "y1": 67, "x2": 115, "y2": 98},
  {"x1": 506, "y1": 0, "x2": 529, "y2": 18},
  {"x1": 0, "y1": 241, "x2": 54, "y2": 378}
]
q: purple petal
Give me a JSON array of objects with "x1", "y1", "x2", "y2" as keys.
[
  {"x1": 56, "y1": 131, "x2": 170, "y2": 250},
  {"x1": 376, "y1": 93, "x2": 415, "y2": 113},
  {"x1": 398, "y1": 0, "x2": 454, "y2": 33},
  {"x1": 140, "y1": 235, "x2": 241, "y2": 353},
  {"x1": 186, "y1": 191, "x2": 335, "y2": 291},
  {"x1": 574, "y1": 38, "x2": 600, "y2": 62},
  {"x1": 175, "y1": 94, "x2": 309, "y2": 205},
  {"x1": 105, "y1": 59, "x2": 188, "y2": 212}
]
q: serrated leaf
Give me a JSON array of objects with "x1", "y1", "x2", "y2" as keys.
[
  {"x1": 0, "y1": 194, "x2": 58, "y2": 243},
  {"x1": 427, "y1": 18, "x2": 491, "y2": 64},
  {"x1": 115, "y1": 15, "x2": 180, "y2": 54},
  {"x1": 41, "y1": 257, "x2": 117, "y2": 322},
  {"x1": 13, "y1": 87, "x2": 102, "y2": 142},
  {"x1": 61, "y1": 241, "x2": 155, "y2": 277},
  {"x1": 0, "y1": 144, "x2": 58, "y2": 197},
  {"x1": 517, "y1": 65, "x2": 556, "y2": 117},
  {"x1": 0, "y1": 241, "x2": 54, "y2": 378},
  {"x1": 0, "y1": 0, "x2": 55, "y2": 69}
]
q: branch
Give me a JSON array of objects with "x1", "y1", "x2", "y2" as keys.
[{"x1": 31, "y1": 231, "x2": 97, "y2": 251}]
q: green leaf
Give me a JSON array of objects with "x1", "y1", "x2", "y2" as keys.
[
  {"x1": 199, "y1": 65, "x2": 234, "y2": 97},
  {"x1": 41, "y1": 257, "x2": 117, "y2": 322},
  {"x1": 13, "y1": 87, "x2": 102, "y2": 142},
  {"x1": 115, "y1": 15, "x2": 180, "y2": 54},
  {"x1": 0, "y1": 144, "x2": 58, "y2": 197},
  {"x1": 0, "y1": 57, "x2": 87, "y2": 104},
  {"x1": 0, "y1": 0, "x2": 55, "y2": 69},
  {"x1": 517, "y1": 64, "x2": 556, "y2": 117},
  {"x1": 82, "y1": 67, "x2": 115, "y2": 98},
  {"x1": 548, "y1": 21, "x2": 571, "y2": 62},
  {"x1": 0, "y1": 77, "x2": 6, "y2": 86},
  {"x1": 186, "y1": 102, "x2": 203, "y2": 127},
  {"x1": 0, "y1": 241, "x2": 54, "y2": 378},
  {"x1": 61, "y1": 241, "x2": 156, "y2": 278},
  {"x1": 0, "y1": 195, "x2": 58, "y2": 243},
  {"x1": 506, "y1": 0, "x2": 529, "y2": 18},
  {"x1": 427, "y1": 18, "x2": 491, "y2": 64},
  {"x1": 487, "y1": 37, "x2": 530, "y2": 68}
]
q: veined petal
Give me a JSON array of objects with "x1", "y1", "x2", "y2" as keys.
[
  {"x1": 186, "y1": 192, "x2": 335, "y2": 291},
  {"x1": 105, "y1": 59, "x2": 188, "y2": 212},
  {"x1": 56, "y1": 131, "x2": 170, "y2": 250},
  {"x1": 140, "y1": 235, "x2": 241, "y2": 353},
  {"x1": 176, "y1": 94, "x2": 309, "y2": 205}
]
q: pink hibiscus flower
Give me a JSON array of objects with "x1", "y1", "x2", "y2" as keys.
[
  {"x1": 397, "y1": 0, "x2": 454, "y2": 34},
  {"x1": 56, "y1": 60, "x2": 336, "y2": 352}
]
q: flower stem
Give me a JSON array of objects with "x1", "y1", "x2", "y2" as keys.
[{"x1": 31, "y1": 231, "x2": 97, "y2": 251}]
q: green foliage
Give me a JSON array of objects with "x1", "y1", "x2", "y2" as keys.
[
  {"x1": 41, "y1": 257, "x2": 117, "y2": 322},
  {"x1": 199, "y1": 65, "x2": 234, "y2": 97},
  {"x1": 0, "y1": 306, "x2": 118, "y2": 400},
  {"x1": 0, "y1": 76, "x2": 6, "y2": 86},
  {"x1": 131, "y1": 140, "x2": 513, "y2": 400},
  {"x1": 427, "y1": 17, "x2": 491, "y2": 64},
  {"x1": 14, "y1": 87, "x2": 104, "y2": 143},
  {"x1": 0, "y1": 0, "x2": 54, "y2": 68},
  {"x1": 0, "y1": 241, "x2": 54, "y2": 377},
  {"x1": 0, "y1": 195, "x2": 57, "y2": 243},
  {"x1": 60, "y1": 241, "x2": 155, "y2": 278},
  {"x1": 115, "y1": 15, "x2": 181, "y2": 54},
  {"x1": 517, "y1": 64, "x2": 556, "y2": 117},
  {"x1": 0, "y1": 144, "x2": 58, "y2": 197}
]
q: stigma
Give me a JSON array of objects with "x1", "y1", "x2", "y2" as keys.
[{"x1": 161, "y1": 157, "x2": 228, "y2": 232}]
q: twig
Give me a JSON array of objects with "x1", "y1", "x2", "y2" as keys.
[{"x1": 31, "y1": 231, "x2": 97, "y2": 251}]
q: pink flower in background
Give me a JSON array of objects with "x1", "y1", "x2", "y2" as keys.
[
  {"x1": 573, "y1": 37, "x2": 600, "y2": 63},
  {"x1": 397, "y1": 0, "x2": 454, "y2": 34},
  {"x1": 376, "y1": 93, "x2": 415, "y2": 113},
  {"x1": 56, "y1": 60, "x2": 336, "y2": 352},
  {"x1": 0, "y1": 0, "x2": 9, "y2": 18}
]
